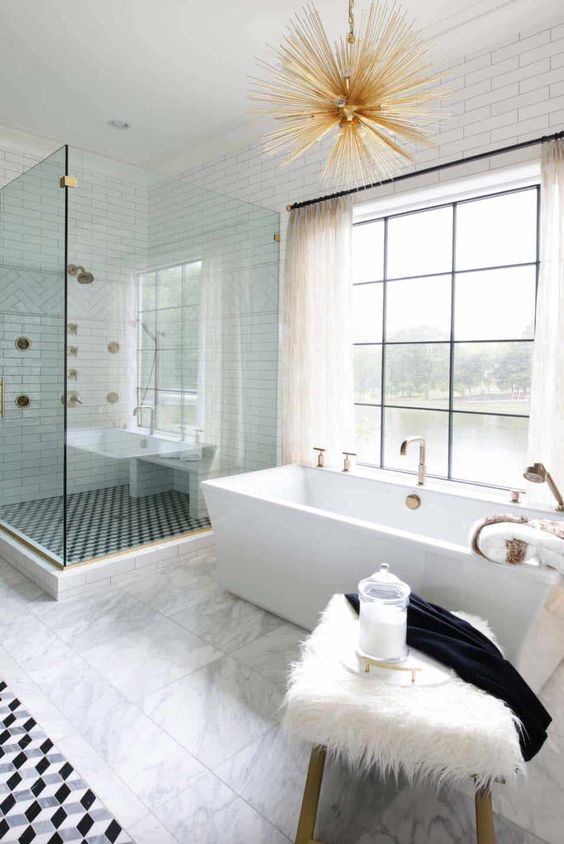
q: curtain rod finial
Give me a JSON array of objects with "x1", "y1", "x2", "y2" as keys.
[{"x1": 286, "y1": 204, "x2": 293, "y2": 212}]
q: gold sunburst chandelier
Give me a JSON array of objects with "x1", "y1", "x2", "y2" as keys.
[{"x1": 251, "y1": 0, "x2": 442, "y2": 186}]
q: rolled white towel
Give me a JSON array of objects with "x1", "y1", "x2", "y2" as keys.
[{"x1": 471, "y1": 515, "x2": 564, "y2": 574}]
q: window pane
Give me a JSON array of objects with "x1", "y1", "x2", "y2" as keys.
[
  {"x1": 353, "y1": 283, "x2": 383, "y2": 342},
  {"x1": 156, "y1": 390, "x2": 181, "y2": 434},
  {"x1": 158, "y1": 266, "x2": 183, "y2": 308},
  {"x1": 183, "y1": 308, "x2": 200, "y2": 348},
  {"x1": 158, "y1": 349, "x2": 183, "y2": 391},
  {"x1": 453, "y1": 342, "x2": 532, "y2": 414},
  {"x1": 455, "y1": 266, "x2": 536, "y2": 341},
  {"x1": 158, "y1": 308, "x2": 183, "y2": 348},
  {"x1": 353, "y1": 221, "x2": 385, "y2": 282},
  {"x1": 383, "y1": 408, "x2": 449, "y2": 476},
  {"x1": 354, "y1": 345, "x2": 382, "y2": 403},
  {"x1": 385, "y1": 344, "x2": 450, "y2": 409},
  {"x1": 182, "y1": 390, "x2": 198, "y2": 428},
  {"x1": 139, "y1": 348, "x2": 156, "y2": 388},
  {"x1": 355, "y1": 405, "x2": 381, "y2": 465},
  {"x1": 451, "y1": 413, "x2": 528, "y2": 487},
  {"x1": 139, "y1": 272, "x2": 156, "y2": 311},
  {"x1": 136, "y1": 388, "x2": 155, "y2": 419},
  {"x1": 386, "y1": 275, "x2": 451, "y2": 341},
  {"x1": 456, "y1": 189, "x2": 537, "y2": 271},
  {"x1": 387, "y1": 206, "x2": 453, "y2": 279}
]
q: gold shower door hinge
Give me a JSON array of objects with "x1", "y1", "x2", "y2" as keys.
[
  {"x1": 274, "y1": 233, "x2": 281, "y2": 242},
  {"x1": 60, "y1": 176, "x2": 77, "y2": 188}
]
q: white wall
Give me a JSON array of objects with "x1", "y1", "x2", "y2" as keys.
[{"x1": 169, "y1": 18, "x2": 564, "y2": 244}]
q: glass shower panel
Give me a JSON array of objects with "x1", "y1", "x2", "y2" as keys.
[
  {"x1": 64, "y1": 148, "x2": 280, "y2": 564},
  {"x1": 65, "y1": 149, "x2": 151, "y2": 565},
  {"x1": 0, "y1": 147, "x2": 67, "y2": 563}
]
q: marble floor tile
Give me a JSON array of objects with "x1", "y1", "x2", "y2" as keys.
[
  {"x1": 0, "y1": 551, "x2": 558, "y2": 844},
  {"x1": 82, "y1": 616, "x2": 222, "y2": 702},
  {"x1": 115, "y1": 558, "x2": 220, "y2": 616},
  {"x1": 0, "y1": 643, "x2": 21, "y2": 675},
  {"x1": 144, "y1": 654, "x2": 283, "y2": 769},
  {"x1": 29, "y1": 587, "x2": 162, "y2": 652},
  {"x1": 230, "y1": 622, "x2": 306, "y2": 689},
  {"x1": 0, "y1": 607, "x2": 66, "y2": 671},
  {"x1": 128, "y1": 814, "x2": 178, "y2": 844},
  {"x1": 0, "y1": 576, "x2": 48, "y2": 620},
  {"x1": 0, "y1": 557, "x2": 27, "y2": 585},
  {"x1": 215, "y1": 726, "x2": 310, "y2": 840},
  {"x1": 153, "y1": 769, "x2": 291, "y2": 844},
  {"x1": 56, "y1": 730, "x2": 149, "y2": 830},
  {"x1": 170, "y1": 590, "x2": 287, "y2": 653},
  {"x1": 29, "y1": 647, "x2": 208, "y2": 811},
  {"x1": 0, "y1": 669, "x2": 73, "y2": 743}
]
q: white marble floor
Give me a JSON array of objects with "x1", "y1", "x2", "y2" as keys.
[{"x1": 0, "y1": 550, "x2": 561, "y2": 844}]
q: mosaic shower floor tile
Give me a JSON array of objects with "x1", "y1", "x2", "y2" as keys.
[{"x1": 0, "y1": 485, "x2": 210, "y2": 565}]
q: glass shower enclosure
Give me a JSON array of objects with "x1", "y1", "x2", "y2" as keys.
[{"x1": 0, "y1": 145, "x2": 280, "y2": 567}]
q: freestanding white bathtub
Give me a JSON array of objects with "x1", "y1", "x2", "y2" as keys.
[{"x1": 203, "y1": 464, "x2": 563, "y2": 692}]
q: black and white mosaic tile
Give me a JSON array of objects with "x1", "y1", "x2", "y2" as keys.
[
  {"x1": 0, "y1": 485, "x2": 210, "y2": 565},
  {"x1": 0, "y1": 680, "x2": 132, "y2": 843}
]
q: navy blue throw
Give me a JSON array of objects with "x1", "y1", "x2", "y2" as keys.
[{"x1": 345, "y1": 592, "x2": 551, "y2": 762}]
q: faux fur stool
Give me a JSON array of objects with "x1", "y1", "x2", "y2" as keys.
[{"x1": 284, "y1": 595, "x2": 525, "y2": 844}]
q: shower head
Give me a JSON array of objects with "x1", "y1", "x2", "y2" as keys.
[
  {"x1": 523, "y1": 462, "x2": 547, "y2": 483},
  {"x1": 68, "y1": 264, "x2": 94, "y2": 284},
  {"x1": 523, "y1": 462, "x2": 564, "y2": 511}
]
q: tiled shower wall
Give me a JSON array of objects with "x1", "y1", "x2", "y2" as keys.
[{"x1": 0, "y1": 149, "x2": 150, "y2": 504}]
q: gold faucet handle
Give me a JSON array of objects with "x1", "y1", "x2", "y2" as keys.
[
  {"x1": 313, "y1": 447, "x2": 326, "y2": 468},
  {"x1": 342, "y1": 451, "x2": 357, "y2": 472}
]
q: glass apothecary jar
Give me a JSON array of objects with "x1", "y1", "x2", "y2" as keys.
[{"x1": 358, "y1": 563, "x2": 411, "y2": 663}]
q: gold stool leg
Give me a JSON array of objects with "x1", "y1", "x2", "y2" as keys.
[
  {"x1": 475, "y1": 787, "x2": 495, "y2": 844},
  {"x1": 296, "y1": 746, "x2": 327, "y2": 844}
]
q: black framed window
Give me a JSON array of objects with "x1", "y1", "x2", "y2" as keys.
[{"x1": 353, "y1": 185, "x2": 540, "y2": 490}]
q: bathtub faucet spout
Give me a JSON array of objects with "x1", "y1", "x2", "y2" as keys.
[{"x1": 400, "y1": 436, "x2": 426, "y2": 486}]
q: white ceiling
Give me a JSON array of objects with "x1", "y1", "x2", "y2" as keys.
[{"x1": 0, "y1": 0, "x2": 561, "y2": 173}]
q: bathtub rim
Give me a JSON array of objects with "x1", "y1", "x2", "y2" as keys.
[{"x1": 202, "y1": 465, "x2": 561, "y2": 588}]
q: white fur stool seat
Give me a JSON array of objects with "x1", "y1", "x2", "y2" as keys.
[{"x1": 284, "y1": 595, "x2": 525, "y2": 844}]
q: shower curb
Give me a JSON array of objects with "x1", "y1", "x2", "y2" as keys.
[{"x1": 0, "y1": 528, "x2": 215, "y2": 600}]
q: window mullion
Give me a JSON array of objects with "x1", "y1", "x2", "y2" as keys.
[
  {"x1": 380, "y1": 218, "x2": 388, "y2": 468},
  {"x1": 447, "y1": 203, "x2": 457, "y2": 480}
]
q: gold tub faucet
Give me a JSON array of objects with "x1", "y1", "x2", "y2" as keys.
[{"x1": 400, "y1": 436, "x2": 426, "y2": 485}]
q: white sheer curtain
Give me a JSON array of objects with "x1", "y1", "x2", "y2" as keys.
[
  {"x1": 282, "y1": 197, "x2": 355, "y2": 467},
  {"x1": 528, "y1": 138, "x2": 564, "y2": 506},
  {"x1": 197, "y1": 244, "x2": 246, "y2": 472}
]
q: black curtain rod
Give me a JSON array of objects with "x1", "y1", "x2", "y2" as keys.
[{"x1": 287, "y1": 130, "x2": 564, "y2": 211}]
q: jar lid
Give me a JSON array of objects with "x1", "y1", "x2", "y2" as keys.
[{"x1": 358, "y1": 563, "x2": 411, "y2": 602}]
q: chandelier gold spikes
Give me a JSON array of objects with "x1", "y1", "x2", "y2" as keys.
[{"x1": 250, "y1": 0, "x2": 443, "y2": 187}]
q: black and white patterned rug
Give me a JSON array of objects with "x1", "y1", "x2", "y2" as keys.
[
  {"x1": 0, "y1": 681, "x2": 132, "y2": 843},
  {"x1": 0, "y1": 485, "x2": 210, "y2": 565}
]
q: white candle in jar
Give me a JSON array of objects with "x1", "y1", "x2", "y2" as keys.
[{"x1": 359, "y1": 601, "x2": 407, "y2": 660}]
